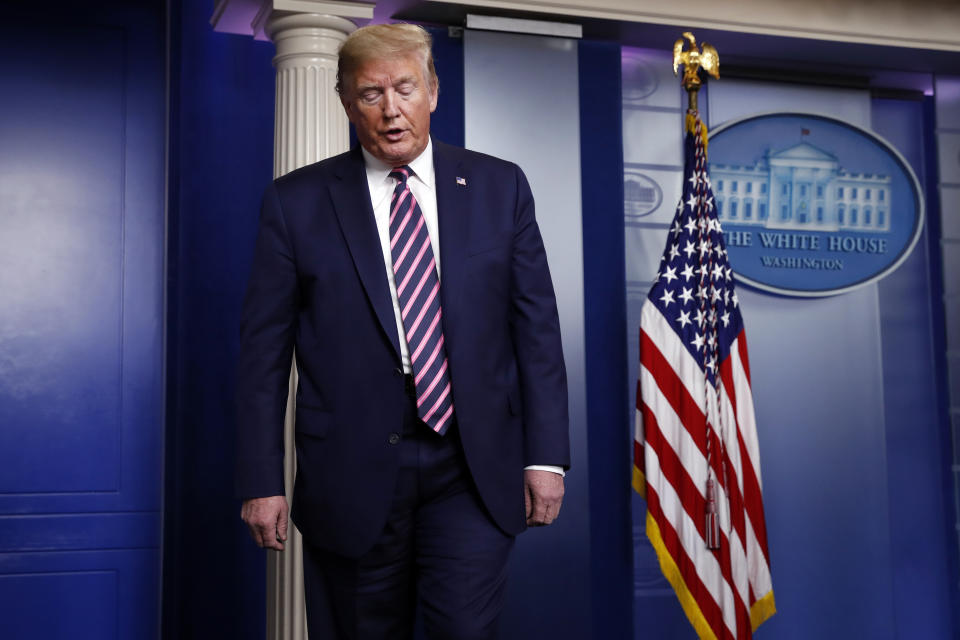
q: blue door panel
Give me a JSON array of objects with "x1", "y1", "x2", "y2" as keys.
[
  {"x1": 3, "y1": 572, "x2": 119, "y2": 638},
  {"x1": 0, "y1": 22, "x2": 125, "y2": 494},
  {"x1": 0, "y1": 3, "x2": 164, "y2": 637},
  {"x1": 0, "y1": 548, "x2": 160, "y2": 639}
]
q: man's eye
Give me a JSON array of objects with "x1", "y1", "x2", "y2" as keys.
[
  {"x1": 361, "y1": 91, "x2": 380, "y2": 103},
  {"x1": 397, "y1": 84, "x2": 415, "y2": 96}
]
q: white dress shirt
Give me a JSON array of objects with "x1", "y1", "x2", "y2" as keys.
[
  {"x1": 362, "y1": 140, "x2": 440, "y2": 375},
  {"x1": 361, "y1": 139, "x2": 563, "y2": 478}
]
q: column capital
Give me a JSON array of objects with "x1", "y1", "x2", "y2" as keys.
[
  {"x1": 265, "y1": 13, "x2": 357, "y2": 68},
  {"x1": 211, "y1": 0, "x2": 373, "y2": 41}
]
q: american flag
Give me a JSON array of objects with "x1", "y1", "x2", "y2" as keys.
[{"x1": 633, "y1": 113, "x2": 776, "y2": 639}]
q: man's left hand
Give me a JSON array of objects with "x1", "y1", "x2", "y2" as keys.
[{"x1": 524, "y1": 469, "x2": 564, "y2": 526}]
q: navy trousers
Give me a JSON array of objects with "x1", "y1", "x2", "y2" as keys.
[{"x1": 301, "y1": 388, "x2": 515, "y2": 639}]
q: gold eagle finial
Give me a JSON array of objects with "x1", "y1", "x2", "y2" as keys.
[{"x1": 673, "y1": 31, "x2": 719, "y2": 92}]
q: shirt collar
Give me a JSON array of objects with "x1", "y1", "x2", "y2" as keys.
[{"x1": 361, "y1": 137, "x2": 435, "y2": 193}]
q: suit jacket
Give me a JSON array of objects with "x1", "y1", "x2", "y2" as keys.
[{"x1": 235, "y1": 139, "x2": 569, "y2": 558}]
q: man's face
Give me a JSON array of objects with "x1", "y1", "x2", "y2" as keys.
[{"x1": 341, "y1": 54, "x2": 438, "y2": 167}]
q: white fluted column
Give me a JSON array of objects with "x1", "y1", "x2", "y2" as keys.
[
  {"x1": 263, "y1": 12, "x2": 356, "y2": 640},
  {"x1": 266, "y1": 13, "x2": 355, "y2": 177}
]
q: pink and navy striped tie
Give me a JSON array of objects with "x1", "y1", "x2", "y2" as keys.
[{"x1": 389, "y1": 166, "x2": 454, "y2": 435}]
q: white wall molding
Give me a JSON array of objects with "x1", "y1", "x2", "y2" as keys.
[{"x1": 434, "y1": 0, "x2": 960, "y2": 52}]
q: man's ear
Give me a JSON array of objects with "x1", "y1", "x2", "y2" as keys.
[
  {"x1": 340, "y1": 95, "x2": 355, "y2": 122},
  {"x1": 429, "y1": 80, "x2": 439, "y2": 113}
]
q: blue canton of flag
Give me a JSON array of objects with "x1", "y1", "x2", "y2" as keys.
[{"x1": 649, "y1": 120, "x2": 742, "y2": 388}]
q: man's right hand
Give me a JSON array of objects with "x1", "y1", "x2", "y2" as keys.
[{"x1": 241, "y1": 495, "x2": 289, "y2": 551}]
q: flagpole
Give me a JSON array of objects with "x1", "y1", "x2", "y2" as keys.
[
  {"x1": 674, "y1": 32, "x2": 724, "y2": 552},
  {"x1": 633, "y1": 32, "x2": 777, "y2": 638},
  {"x1": 687, "y1": 87, "x2": 699, "y2": 113}
]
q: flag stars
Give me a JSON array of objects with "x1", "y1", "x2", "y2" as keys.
[
  {"x1": 645, "y1": 134, "x2": 747, "y2": 373},
  {"x1": 659, "y1": 288, "x2": 676, "y2": 307},
  {"x1": 691, "y1": 333, "x2": 705, "y2": 350}
]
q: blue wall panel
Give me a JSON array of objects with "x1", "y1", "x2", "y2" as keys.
[
  {"x1": 579, "y1": 40, "x2": 633, "y2": 640},
  {"x1": 873, "y1": 96, "x2": 956, "y2": 639},
  {"x1": 163, "y1": 1, "x2": 276, "y2": 637},
  {"x1": 427, "y1": 27, "x2": 464, "y2": 149}
]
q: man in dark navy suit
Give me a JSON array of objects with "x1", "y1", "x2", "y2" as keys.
[{"x1": 236, "y1": 23, "x2": 569, "y2": 639}]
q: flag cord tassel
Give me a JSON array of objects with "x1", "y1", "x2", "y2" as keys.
[{"x1": 691, "y1": 112, "x2": 724, "y2": 551}]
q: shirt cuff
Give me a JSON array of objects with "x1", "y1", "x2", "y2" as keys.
[{"x1": 524, "y1": 464, "x2": 565, "y2": 477}]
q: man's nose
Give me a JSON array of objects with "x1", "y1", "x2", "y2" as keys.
[{"x1": 382, "y1": 91, "x2": 400, "y2": 118}]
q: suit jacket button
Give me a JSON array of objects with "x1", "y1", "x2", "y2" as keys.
[
  {"x1": 393, "y1": 367, "x2": 403, "y2": 377},
  {"x1": 388, "y1": 433, "x2": 401, "y2": 445}
]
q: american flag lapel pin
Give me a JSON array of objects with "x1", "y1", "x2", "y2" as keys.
[{"x1": 456, "y1": 176, "x2": 466, "y2": 186}]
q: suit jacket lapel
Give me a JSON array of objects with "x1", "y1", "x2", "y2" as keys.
[
  {"x1": 433, "y1": 140, "x2": 469, "y2": 349},
  {"x1": 329, "y1": 147, "x2": 402, "y2": 361}
]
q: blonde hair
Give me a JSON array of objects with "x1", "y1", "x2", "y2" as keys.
[{"x1": 336, "y1": 24, "x2": 437, "y2": 95}]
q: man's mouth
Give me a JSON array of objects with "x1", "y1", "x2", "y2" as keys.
[{"x1": 383, "y1": 128, "x2": 406, "y2": 142}]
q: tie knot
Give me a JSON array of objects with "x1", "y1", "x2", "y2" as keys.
[{"x1": 389, "y1": 166, "x2": 413, "y2": 184}]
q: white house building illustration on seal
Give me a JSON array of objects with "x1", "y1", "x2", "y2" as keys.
[{"x1": 712, "y1": 141, "x2": 891, "y2": 233}]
